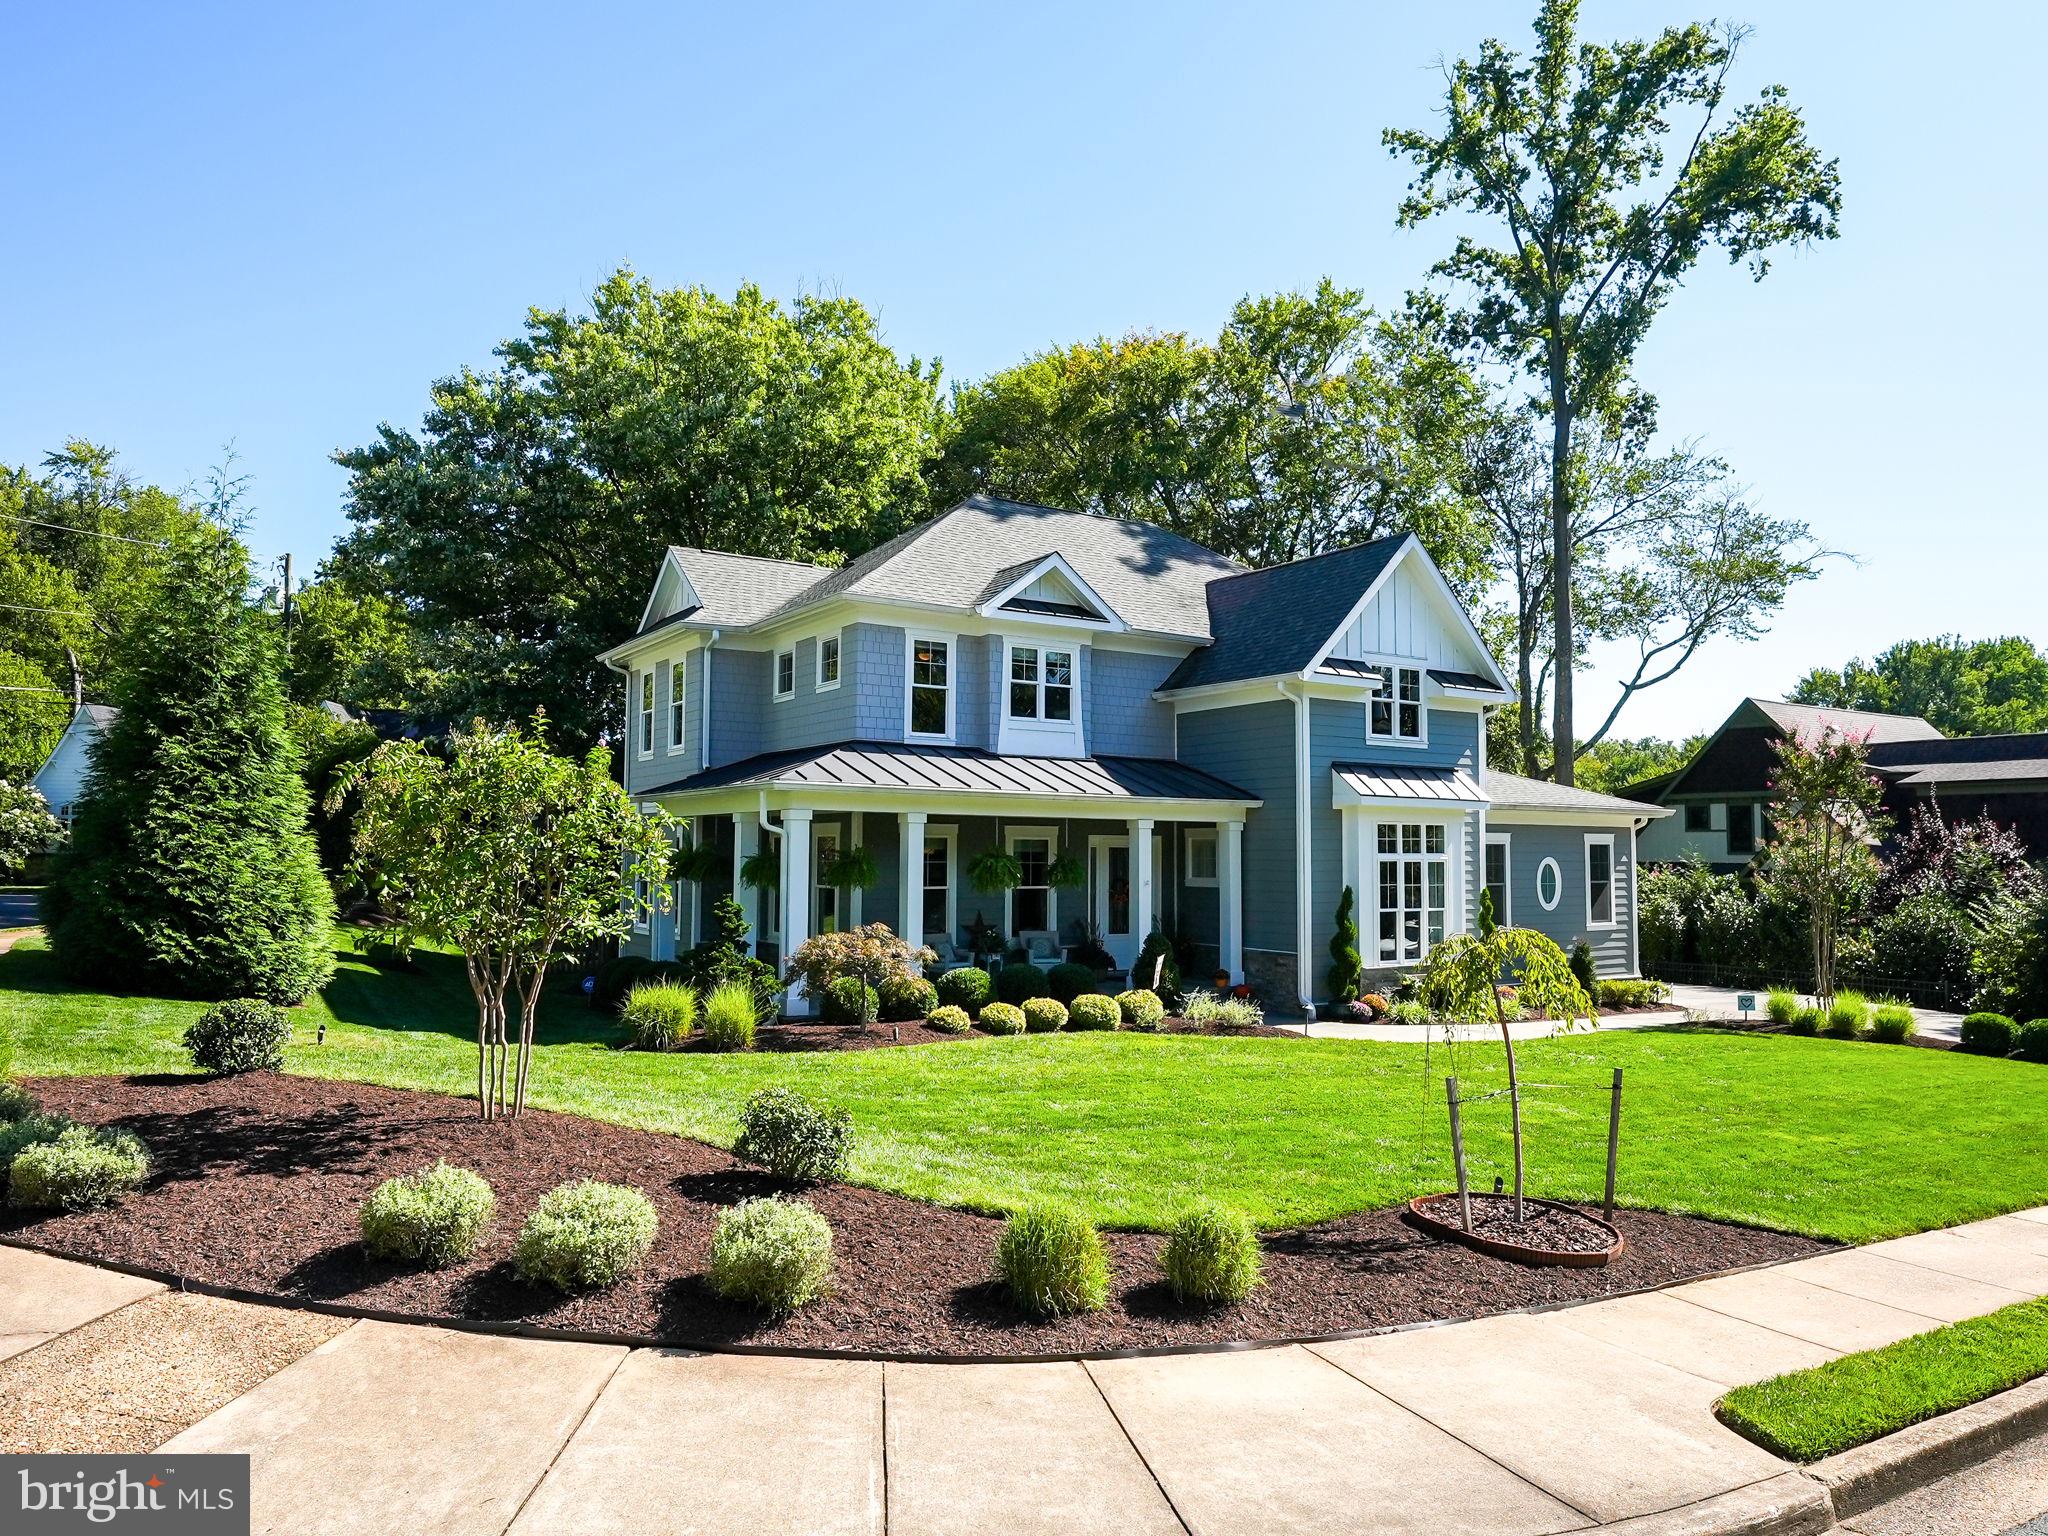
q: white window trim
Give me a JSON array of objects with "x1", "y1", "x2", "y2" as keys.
[
  {"x1": 1003, "y1": 638, "x2": 1076, "y2": 723},
  {"x1": 1362, "y1": 659, "x2": 1429, "y2": 748},
  {"x1": 1535, "y1": 855, "x2": 1563, "y2": 913},
  {"x1": 1365, "y1": 815, "x2": 1459, "y2": 967},
  {"x1": 815, "y1": 630, "x2": 843, "y2": 691},
  {"x1": 905, "y1": 631, "x2": 957, "y2": 742},
  {"x1": 1483, "y1": 831, "x2": 1512, "y2": 927},
  {"x1": 1004, "y1": 824, "x2": 1059, "y2": 941},
  {"x1": 632, "y1": 873, "x2": 650, "y2": 933},
  {"x1": 920, "y1": 825, "x2": 958, "y2": 945},
  {"x1": 1585, "y1": 832, "x2": 1618, "y2": 930},
  {"x1": 636, "y1": 671, "x2": 655, "y2": 760},
  {"x1": 1184, "y1": 828, "x2": 1219, "y2": 888},
  {"x1": 812, "y1": 820, "x2": 843, "y2": 935},
  {"x1": 666, "y1": 658, "x2": 686, "y2": 751},
  {"x1": 772, "y1": 647, "x2": 796, "y2": 703}
]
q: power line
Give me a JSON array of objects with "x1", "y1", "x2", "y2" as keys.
[
  {"x1": 0, "y1": 685, "x2": 68, "y2": 694},
  {"x1": 2, "y1": 513, "x2": 167, "y2": 547},
  {"x1": 0, "y1": 603, "x2": 93, "y2": 618}
]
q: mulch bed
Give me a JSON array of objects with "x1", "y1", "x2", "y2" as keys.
[
  {"x1": 1412, "y1": 1192, "x2": 1621, "y2": 1256},
  {"x1": 11, "y1": 1074, "x2": 1827, "y2": 1358}
]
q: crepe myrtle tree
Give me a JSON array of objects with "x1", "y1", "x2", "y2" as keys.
[
  {"x1": 1759, "y1": 726, "x2": 1889, "y2": 1007},
  {"x1": 783, "y1": 923, "x2": 937, "y2": 1027},
  {"x1": 340, "y1": 714, "x2": 674, "y2": 1120},
  {"x1": 1419, "y1": 890, "x2": 1594, "y2": 1223}
]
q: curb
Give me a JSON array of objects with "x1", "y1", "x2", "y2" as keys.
[
  {"x1": 1805, "y1": 1373, "x2": 2048, "y2": 1521},
  {"x1": 1588, "y1": 1474, "x2": 1832, "y2": 1536}
]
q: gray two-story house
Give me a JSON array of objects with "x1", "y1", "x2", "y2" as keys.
[{"x1": 604, "y1": 496, "x2": 1666, "y2": 1015}]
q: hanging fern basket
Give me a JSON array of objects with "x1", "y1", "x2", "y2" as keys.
[
  {"x1": 821, "y1": 844, "x2": 879, "y2": 890},
  {"x1": 966, "y1": 849, "x2": 1023, "y2": 894},
  {"x1": 737, "y1": 849, "x2": 781, "y2": 890}
]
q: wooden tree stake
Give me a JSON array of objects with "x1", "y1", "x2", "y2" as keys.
[
  {"x1": 1603, "y1": 1067, "x2": 1624, "y2": 1222},
  {"x1": 1446, "y1": 1076, "x2": 1472, "y2": 1233}
]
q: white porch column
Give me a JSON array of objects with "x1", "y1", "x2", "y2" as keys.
[
  {"x1": 780, "y1": 809, "x2": 814, "y2": 1015},
  {"x1": 849, "y1": 810, "x2": 865, "y2": 928},
  {"x1": 732, "y1": 813, "x2": 758, "y2": 954},
  {"x1": 1129, "y1": 815, "x2": 1156, "y2": 963},
  {"x1": 1219, "y1": 818, "x2": 1245, "y2": 985},
  {"x1": 900, "y1": 810, "x2": 927, "y2": 942}
]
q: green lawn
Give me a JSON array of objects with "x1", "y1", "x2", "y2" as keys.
[
  {"x1": 5, "y1": 931, "x2": 2047, "y2": 1239},
  {"x1": 1719, "y1": 1296, "x2": 2048, "y2": 1460}
]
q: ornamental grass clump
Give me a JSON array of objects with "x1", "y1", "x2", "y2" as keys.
[
  {"x1": 622, "y1": 980, "x2": 697, "y2": 1050},
  {"x1": 1869, "y1": 1001, "x2": 1917, "y2": 1044},
  {"x1": 701, "y1": 981, "x2": 758, "y2": 1051},
  {"x1": 1116, "y1": 989, "x2": 1165, "y2": 1029},
  {"x1": 996, "y1": 1201, "x2": 1108, "y2": 1317},
  {"x1": 183, "y1": 998, "x2": 291, "y2": 1075},
  {"x1": 1022, "y1": 997, "x2": 1068, "y2": 1033},
  {"x1": 8, "y1": 1124, "x2": 149, "y2": 1211},
  {"x1": 1066, "y1": 994, "x2": 1120, "y2": 1032},
  {"x1": 733, "y1": 1087, "x2": 852, "y2": 1183},
  {"x1": 514, "y1": 1180, "x2": 658, "y2": 1291},
  {"x1": 1825, "y1": 990, "x2": 1870, "y2": 1038},
  {"x1": 709, "y1": 1196, "x2": 835, "y2": 1314},
  {"x1": 1790, "y1": 1004, "x2": 1824, "y2": 1036},
  {"x1": 1183, "y1": 994, "x2": 1264, "y2": 1030},
  {"x1": 1766, "y1": 987, "x2": 1800, "y2": 1026},
  {"x1": 927, "y1": 1004, "x2": 972, "y2": 1035},
  {"x1": 978, "y1": 1002, "x2": 1025, "y2": 1036},
  {"x1": 1160, "y1": 1203, "x2": 1264, "y2": 1305},
  {"x1": 361, "y1": 1161, "x2": 496, "y2": 1267}
]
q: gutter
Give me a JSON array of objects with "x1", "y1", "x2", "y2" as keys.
[
  {"x1": 1279, "y1": 679, "x2": 1315, "y2": 1019},
  {"x1": 699, "y1": 629, "x2": 719, "y2": 771}
]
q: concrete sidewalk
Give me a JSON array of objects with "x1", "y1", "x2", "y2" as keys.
[
  {"x1": 6, "y1": 1205, "x2": 2047, "y2": 1535},
  {"x1": 1667, "y1": 984, "x2": 1967, "y2": 1044}
]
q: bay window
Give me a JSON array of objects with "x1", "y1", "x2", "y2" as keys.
[{"x1": 1373, "y1": 821, "x2": 1448, "y2": 964}]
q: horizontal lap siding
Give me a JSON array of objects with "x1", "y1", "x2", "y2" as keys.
[
  {"x1": 1487, "y1": 819, "x2": 1638, "y2": 976},
  {"x1": 1175, "y1": 700, "x2": 1296, "y2": 956}
]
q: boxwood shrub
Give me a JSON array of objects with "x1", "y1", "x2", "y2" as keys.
[
  {"x1": 821, "y1": 976, "x2": 879, "y2": 1027},
  {"x1": 927, "y1": 1004, "x2": 972, "y2": 1035},
  {"x1": 733, "y1": 1087, "x2": 852, "y2": 1182},
  {"x1": 1022, "y1": 997, "x2": 1068, "y2": 1033},
  {"x1": 1117, "y1": 989, "x2": 1165, "y2": 1030},
  {"x1": 995, "y1": 1201, "x2": 1109, "y2": 1317},
  {"x1": 1960, "y1": 1012, "x2": 2016, "y2": 1054},
  {"x1": 361, "y1": 1161, "x2": 496, "y2": 1267},
  {"x1": 1046, "y1": 962, "x2": 1098, "y2": 1004},
  {"x1": 996, "y1": 962, "x2": 1051, "y2": 1004},
  {"x1": 1067, "y1": 994, "x2": 1120, "y2": 1032},
  {"x1": 514, "y1": 1180, "x2": 658, "y2": 1291},
  {"x1": 878, "y1": 974, "x2": 937, "y2": 1023},
  {"x1": 978, "y1": 1002, "x2": 1026, "y2": 1036},
  {"x1": 183, "y1": 998, "x2": 291, "y2": 1075},
  {"x1": 709, "y1": 1196, "x2": 835, "y2": 1314},
  {"x1": 8, "y1": 1124, "x2": 150, "y2": 1211},
  {"x1": 0, "y1": 1081, "x2": 36, "y2": 1123},
  {"x1": 0, "y1": 1112, "x2": 72, "y2": 1179},
  {"x1": 622, "y1": 981, "x2": 697, "y2": 1050},
  {"x1": 934, "y1": 967, "x2": 991, "y2": 1012},
  {"x1": 1160, "y1": 1203, "x2": 1263, "y2": 1305},
  {"x1": 2016, "y1": 1020, "x2": 2048, "y2": 1064}
]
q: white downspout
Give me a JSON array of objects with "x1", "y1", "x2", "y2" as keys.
[
  {"x1": 1281, "y1": 679, "x2": 1314, "y2": 1019},
  {"x1": 699, "y1": 629, "x2": 720, "y2": 771}
]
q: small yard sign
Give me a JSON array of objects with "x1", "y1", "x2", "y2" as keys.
[{"x1": 1737, "y1": 992, "x2": 1756, "y2": 1020}]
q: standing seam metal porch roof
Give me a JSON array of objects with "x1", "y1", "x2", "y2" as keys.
[
  {"x1": 1331, "y1": 763, "x2": 1488, "y2": 805},
  {"x1": 641, "y1": 741, "x2": 1260, "y2": 804}
]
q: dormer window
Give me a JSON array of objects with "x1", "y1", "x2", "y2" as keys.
[
  {"x1": 1008, "y1": 646, "x2": 1073, "y2": 721},
  {"x1": 1366, "y1": 664, "x2": 1424, "y2": 742}
]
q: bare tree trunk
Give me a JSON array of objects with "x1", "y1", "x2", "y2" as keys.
[
  {"x1": 1548, "y1": 342, "x2": 1577, "y2": 787},
  {"x1": 513, "y1": 963, "x2": 548, "y2": 1117}
]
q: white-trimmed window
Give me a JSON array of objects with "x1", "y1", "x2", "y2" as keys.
[
  {"x1": 1585, "y1": 834, "x2": 1617, "y2": 928},
  {"x1": 632, "y1": 873, "x2": 650, "y2": 933},
  {"x1": 1536, "y1": 857, "x2": 1563, "y2": 912},
  {"x1": 921, "y1": 829, "x2": 956, "y2": 943},
  {"x1": 1366, "y1": 663, "x2": 1424, "y2": 742},
  {"x1": 814, "y1": 825, "x2": 841, "y2": 935},
  {"x1": 667, "y1": 660, "x2": 686, "y2": 750},
  {"x1": 909, "y1": 635, "x2": 951, "y2": 738},
  {"x1": 1184, "y1": 828, "x2": 1218, "y2": 888},
  {"x1": 816, "y1": 632, "x2": 842, "y2": 690},
  {"x1": 637, "y1": 671, "x2": 655, "y2": 758},
  {"x1": 1373, "y1": 821, "x2": 1449, "y2": 964},
  {"x1": 1483, "y1": 832, "x2": 1512, "y2": 927},
  {"x1": 1007, "y1": 827, "x2": 1054, "y2": 937},
  {"x1": 773, "y1": 647, "x2": 795, "y2": 702},
  {"x1": 1007, "y1": 644, "x2": 1074, "y2": 721}
]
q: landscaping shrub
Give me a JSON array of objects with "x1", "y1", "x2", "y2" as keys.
[
  {"x1": 1595, "y1": 978, "x2": 1670, "y2": 1010},
  {"x1": 701, "y1": 981, "x2": 758, "y2": 1051},
  {"x1": 1790, "y1": 1005, "x2": 1824, "y2": 1036},
  {"x1": 1021, "y1": 997, "x2": 1068, "y2": 1033},
  {"x1": 1388, "y1": 999, "x2": 1429, "y2": 1025},
  {"x1": 877, "y1": 974, "x2": 937, "y2": 1023},
  {"x1": 1066, "y1": 994, "x2": 1120, "y2": 1032},
  {"x1": 1569, "y1": 939, "x2": 1598, "y2": 999},
  {"x1": 2015, "y1": 1021, "x2": 2048, "y2": 1064},
  {"x1": 1358, "y1": 992, "x2": 1390, "y2": 1017},
  {"x1": 182, "y1": 998, "x2": 291, "y2": 1075},
  {"x1": 1183, "y1": 993, "x2": 1264, "y2": 1029},
  {"x1": 1327, "y1": 886, "x2": 1361, "y2": 1003},
  {"x1": 997, "y1": 962, "x2": 1051, "y2": 1004},
  {"x1": 822, "y1": 976, "x2": 879, "y2": 1028},
  {"x1": 0, "y1": 1112, "x2": 72, "y2": 1178},
  {"x1": 1826, "y1": 991, "x2": 1870, "y2": 1038},
  {"x1": 360, "y1": 1161, "x2": 496, "y2": 1267},
  {"x1": 978, "y1": 1002, "x2": 1025, "y2": 1036},
  {"x1": 927, "y1": 1004, "x2": 972, "y2": 1035},
  {"x1": 1134, "y1": 925, "x2": 1181, "y2": 1000},
  {"x1": 935, "y1": 967, "x2": 991, "y2": 1013},
  {"x1": 709, "y1": 1196, "x2": 835, "y2": 1314},
  {"x1": 1117, "y1": 989, "x2": 1165, "y2": 1030},
  {"x1": 995, "y1": 1202, "x2": 1109, "y2": 1317},
  {"x1": 622, "y1": 981, "x2": 697, "y2": 1050},
  {"x1": 734, "y1": 1087, "x2": 852, "y2": 1182},
  {"x1": 1766, "y1": 987, "x2": 1801, "y2": 1026},
  {"x1": 8, "y1": 1124, "x2": 149, "y2": 1211},
  {"x1": 1870, "y1": 893, "x2": 1975, "y2": 1009},
  {"x1": 513, "y1": 1180, "x2": 658, "y2": 1290},
  {"x1": 1960, "y1": 1012, "x2": 2016, "y2": 1055},
  {"x1": 1869, "y1": 1001, "x2": 1917, "y2": 1044},
  {"x1": 1160, "y1": 1203, "x2": 1263, "y2": 1305},
  {"x1": 1046, "y1": 961, "x2": 1098, "y2": 1004},
  {"x1": 593, "y1": 954, "x2": 663, "y2": 1011},
  {"x1": 0, "y1": 1081, "x2": 36, "y2": 1123}
]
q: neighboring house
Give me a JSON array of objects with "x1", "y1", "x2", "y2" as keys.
[
  {"x1": 30, "y1": 703, "x2": 116, "y2": 827},
  {"x1": 603, "y1": 496, "x2": 1669, "y2": 1014},
  {"x1": 1629, "y1": 697, "x2": 2048, "y2": 868}
]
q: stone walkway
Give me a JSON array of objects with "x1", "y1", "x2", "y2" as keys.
[{"x1": 4, "y1": 1207, "x2": 2046, "y2": 1534}]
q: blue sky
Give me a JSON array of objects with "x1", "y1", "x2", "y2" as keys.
[{"x1": 4, "y1": 2, "x2": 2042, "y2": 740}]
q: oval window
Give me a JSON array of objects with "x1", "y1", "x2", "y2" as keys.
[{"x1": 1536, "y1": 857, "x2": 1563, "y2": 912}]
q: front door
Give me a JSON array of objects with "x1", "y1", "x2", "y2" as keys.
[{"x1": 1089, "y1": 835, "x2": 1164, "y2": 971}]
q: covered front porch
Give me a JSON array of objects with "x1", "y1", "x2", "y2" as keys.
[{"x1": 636, "y1": 743, "x2": 1260, "y2": 1013}]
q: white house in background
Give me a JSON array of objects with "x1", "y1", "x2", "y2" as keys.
[{"x1": 31, "y1": 704, "x2": 116, "y2": 825}]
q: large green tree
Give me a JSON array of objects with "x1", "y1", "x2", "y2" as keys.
[
  {"x1": 334, "y1": 269, "x2": 943, "y2": 745},
  {"x1": 936, "y1": 282, "x2": 1496, "y2": 590},
  {"x1": 1792, "y1": 636, "x2": 2048, "y2": 738},
  {"x1": 42, "y1": 525, "x2": 336, "y2": 1003},
  {"x1": 1387, "y1": 0, "x2": 1840, "y2": 782}
]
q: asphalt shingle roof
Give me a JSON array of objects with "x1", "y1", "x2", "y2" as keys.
[
  {"x1": 1157, "y1": 535, "x2": 1410, "y2": 692},
  {"x1": 1746, "y1": 699, "x2": 1943, "y2": 745},
  {"x1": 652, "y1": 549, "x2": 834, "y2": 630},
  {"x1": 1484, "y1": 770, "x2": 1670, "y2": 817}
]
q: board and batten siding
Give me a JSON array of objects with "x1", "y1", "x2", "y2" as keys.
[
  {"x1": 1485, "y1": 818, "x2": 1639, "y2": 976},
  {"x1": 1327, "y1": 557, "x2": 1468, "y2": 667}
]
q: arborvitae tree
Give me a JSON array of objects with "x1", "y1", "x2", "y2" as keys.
[
  {"x1": 43, "y1": 533, "x2": 337, "y2": 1003},
  {"x1": 1327, "y1": 885, "x2": 1362, "y2": 1002}
]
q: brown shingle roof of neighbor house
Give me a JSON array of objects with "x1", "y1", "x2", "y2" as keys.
[{"x1": 1744, "y1": 698, "x2": 1944, "y2": 745}]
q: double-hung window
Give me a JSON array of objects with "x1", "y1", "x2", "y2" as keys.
[
  {"x1": 1684, "y1": 802, "x2": 1711, "y2": 833},
  {"x1": 1184, "y1": 829, "x2": 1218, "y2": 887},
  {"x1": 667, "y1": 662, "x2": 686, "y2": 750},
  {"x1": 816, "y1": 633, "x2": 841, "y2": 690},
  {"x1": 1008, "y1": 832, "x2": 1053, "y2": 935},
  {"x1": 1725, "y1": 803, "x2": 1757, "y2": 856},
  {"x1": 1366, "y1": 664, "x2": 1424, "y2": 741},
  {"x1": 1008, "y1": 645, "x2": 1073, "y2": 721},
  {"x1": 921, "y1": 833, "x2": 954, "y2": 942},
  {"x1": 1585, "y1": 834, "x2": 1616, "y2": 927},
  {"x1": 773, "y1": 648, "x2": 795, "y2": 702},
  {"x1": 910, "y1": 637, "x2": 950, "y2": 737},
  {"x1": 814, "y1": 827, "x2": 841, "y2": 934},
  {"x1": 637, "y1": 672, "x2": 655, "y2": 757},
  {"x1": 1483, "y1": 833, "x2": 1511, "y2": 927},
  {"x1": 1373, "y1": 821, "x2": 1448, "y2": 964}
]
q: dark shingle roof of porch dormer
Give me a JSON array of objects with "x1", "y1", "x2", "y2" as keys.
[{"x1": 640, "y1": 740, "x2": 1259, "y2": 805}]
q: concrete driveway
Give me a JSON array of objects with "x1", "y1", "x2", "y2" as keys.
[{"x1": 1666, "y1": 984, "x2": 1967, "y2": 1044}]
